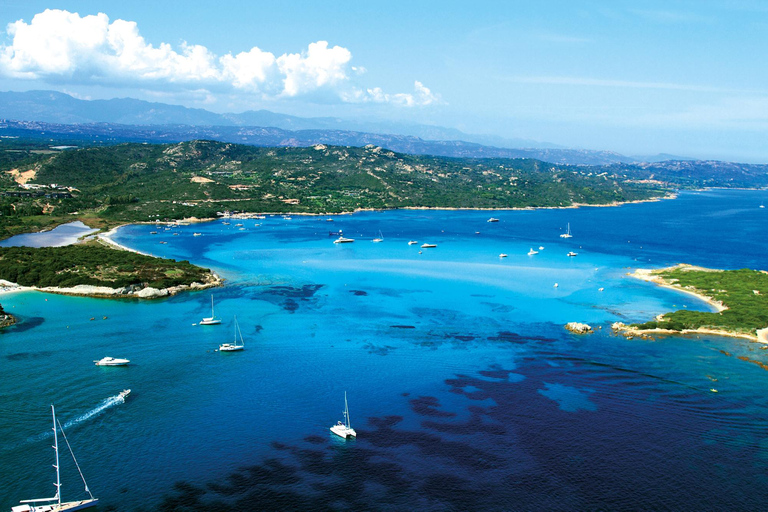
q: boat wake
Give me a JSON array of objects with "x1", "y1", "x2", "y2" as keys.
[
  {"x1": 60, "y1": 393, "x2": 127, "y2": 431},
  {"x1": 18, "y1": 393, "x2": 129, "y2": 446}
]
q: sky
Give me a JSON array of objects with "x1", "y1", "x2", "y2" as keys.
[{"x1": 0, "y1": 0, "x2": 767, "y2": 162}]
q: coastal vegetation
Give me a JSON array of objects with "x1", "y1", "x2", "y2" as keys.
[
  {"x1": 632, "y1": 265, "x2": 768, "y2": 337},
  {"x1": 0, "y1": 244, "x2": 213, "y2": 290},
  {"x1": 0, "y1": 139, "x2": 670, "y2": 239}
]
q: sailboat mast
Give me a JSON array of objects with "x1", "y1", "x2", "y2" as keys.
[
  {"x1": 211, "y1": 295, "x2": 215, "y2": 317},
  {"x1": 344, "y1": 392, "x2": 351, "y2": 429},
  {"x1": 52, "y1": 404, "x2": 61, "y2": 506}
]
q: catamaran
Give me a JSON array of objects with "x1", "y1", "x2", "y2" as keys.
[
  {"x1": 560, "y1": 223, "x2": 573, "y2": 238},
  {"x1": 200, "y1": 295, "x2": 221, "y2": 325},
  {"x1": 219, "y1": 316, "x2": 245, "y2": 352},
  {"x1": 330, "y1": 392, "x2": 356, "y2": 438},
  {"x1": 12, "y1": 405, "x2": 98, "y2": 512}
]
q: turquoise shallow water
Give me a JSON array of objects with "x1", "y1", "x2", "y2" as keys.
[{"x1": 1, "y1": 189, "x2": 768, "y2": 510}]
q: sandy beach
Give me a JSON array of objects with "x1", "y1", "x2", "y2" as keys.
[{"x1": 626, "y1": 264, "x2": 767, "y2": 343}]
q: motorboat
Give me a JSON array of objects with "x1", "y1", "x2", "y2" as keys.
[
  {"x1": 408, "y1": 240, "x2": 418, "y2": 245},
  {"x1": 499, "y1": 254, "x2": 508, "y2": 258},
  {"x1": 118, "y1": 389, "x2": 131, "y2": 400},
  {"x1": 333, "y1": 236, "x2": 355, "y2": 244},
  {"x1": 330, "y1": 392, "x2": 356, "y2": 438},
  {"x1": 487, "y1": 218, "x2": 499, "y2": 223},
  {"x1": 421, "y1": 243, "x2": 436, "y2": 248},
  {"x1": 193, "y1": 232, "x2": 202, "y2": 236},
  {"x1": 528, "y1": 248, "x2": 539, "y2": 255},
  {"x1": 94, "y1": 357, "x2": 130, "y2": 366},
  {"x1": 567, "y1": 251, "x2": 578, "y2": 257}
]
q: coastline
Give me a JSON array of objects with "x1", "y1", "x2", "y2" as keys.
[{"x1": 623, "y1": 264, "x2": 766, "y2": 344}]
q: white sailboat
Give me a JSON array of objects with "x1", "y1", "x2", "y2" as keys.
[
  {"x1": 560, "y1": 223, "x2": 573, "y2": 238},
  {"x1": 372, "y1": 231, "x2": 384, "y2": 243},
  {"x1": 200, "y1": 295, "x2": 221, "y2": 325},
  {"x1": 12, "y1": 405, "x2": 98, "y2": 512},
  {"x1": 330, "y1": 392, "x2": 356, "y2": 438},
  {"x1": 219, "y1": 316, "x2": 245, "y2": 352},
  {"x1": 527, "y1": 248, "x2": 539, "y2": 255}
]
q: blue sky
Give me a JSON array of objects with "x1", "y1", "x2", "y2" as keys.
[{"x1": 0, "y1": 1, "x2": 767, "y2": 162}]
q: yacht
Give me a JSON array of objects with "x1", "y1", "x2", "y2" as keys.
[
  {"x1": 567, "y1": 251, "x2": 578, "y2": 257},
  {"x1": 330, "y1": 392, "x2": 356, "y2": 438},
  {"x1": 560, "y1": 223, "x2": 573, "y2": 238},
  {"x1": 193, "y1": 232, "x2": 202, "y2": 236},
  {"x1": 333, "y1": 236, "x2": 355, "y2": 244},
  {"x1": 408, "y1": 240, "x2": 418, "y2": 245},
  {"x1": 12, "y1": 406, "x2": 98, "y2": 512},
  {"x1": 219, "y1": 316, "x2": 245, "y2": 352},
  {"x1": 93, "y1": 357, "x2": 130, "y2": 366},
  {"x1": 372, "y1": 231, "x2": 384, "y2": 243},
  {"x1": 487, "y1": 217, "x2": 499, "y2": 223},
  {"x1": 499, "y1": 253, "x2": 508, "y2": 258},
  {"x1": 200, "y1": 295, "x2": 222, "y2": 325},
  {"x1": 527, "y1": 248, "x2": 539, "y2": 255},
  {"x1": 421, "y1": 243, "x2": 437, "y2": 248}
]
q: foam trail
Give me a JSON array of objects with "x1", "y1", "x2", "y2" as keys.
[
  {"x1": 61, "y1": 394, "x2": 126, "y2": 430},
  {"x1": 21, "y1": 394, "x2": 126, "y2": 445}
]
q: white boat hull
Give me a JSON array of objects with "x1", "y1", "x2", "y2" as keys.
[
  {"x1": 330, "y1": 424, "x2": 356, "y2": 438},
  {"x1": 219, "y1": 344, "x2": 244, "y2": 352},
  {"x1": 94, "y1": 357, "x2": 130, "y2": 366},
  {"x1": 199, "y1": 318, "x2": 221, "y2": 325},
  {"x1": 14, "y1": 499, "x2": 99, "y2": 512}
]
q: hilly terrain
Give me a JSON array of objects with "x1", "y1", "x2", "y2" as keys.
[
  {"x1": 0, "y1": 91, "x2": 634, "y2": 165},
  {"x1": 0, "y1": 139, "x2": 667, "y2": 238}
]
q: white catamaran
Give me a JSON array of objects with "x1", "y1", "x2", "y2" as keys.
[
  {"x1": 330, "y1": 392, "x2": 356, "y2": 438},
  {"x1": 13, "y1": 405, "x2": 98, "y2": 512},
  {"x1": 559, "y1": 223, "x2": 573, "y2": 238},
  {"x1": 219, "y1": 315, "x2": 245, "y2": 352},
  {"x1": 200, "y1": 295, "x2": 221, "y2": 325}
]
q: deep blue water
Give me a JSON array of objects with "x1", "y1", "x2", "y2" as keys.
[{"x1": 1, "y1": 189, "x2": 768, "y2": 511}]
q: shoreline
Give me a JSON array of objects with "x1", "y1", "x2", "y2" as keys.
[{"x1": 625, "y1": 264, "x2": 766, "y2": 344}]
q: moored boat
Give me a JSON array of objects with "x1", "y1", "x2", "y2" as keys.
[{"x1": 94, "y1": 357, "x2": 130, "y2": 366}]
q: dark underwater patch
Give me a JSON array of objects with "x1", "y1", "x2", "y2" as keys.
[
  {"x1": 349, "y1": 289, "x2": 367, "y2": 296},
  {"x1": 264, "y1": 284, "x2": 324, "y2": 298},
  {"x1": 5, "y1": 316, "x2": 45, "y2": 333},
  {"x1": 6, "y1": 350, "x2": 53, "y2": 360}
]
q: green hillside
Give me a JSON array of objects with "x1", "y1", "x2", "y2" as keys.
[{"x1": 0, "y1": 140, "x2": 668, "y2": 237}]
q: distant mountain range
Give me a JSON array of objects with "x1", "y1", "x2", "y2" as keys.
[{"x1": 0, "y1": 90, "x2": 666, "y2": 166}]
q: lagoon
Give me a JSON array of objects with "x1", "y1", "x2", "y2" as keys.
[{"x1": 1, "y1": 190, "x2": 767, "y2": 510}]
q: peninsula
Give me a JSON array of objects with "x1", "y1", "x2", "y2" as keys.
[
  {"x1": 0, "y1": 242, "x2": 220, "y2": 299},
  {"x1": 614, "y1": 264, "x2": 768, "y2": 343}
]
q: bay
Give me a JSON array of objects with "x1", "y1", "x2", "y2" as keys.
[{"x1": 1, "y1": 189, "x2": 767, "y2": 510}]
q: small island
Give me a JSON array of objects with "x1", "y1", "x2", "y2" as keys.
[
  {"x1": 0, "y1": 242, "x2": 220, "y2": 299},
  {"x1": 615, "y1": 264, "x2": 768, "y2": 343}
]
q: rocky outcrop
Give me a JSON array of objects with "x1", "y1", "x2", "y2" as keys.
[{"x1": 565, "y1": 322, "x2": 593, "y2": 334}]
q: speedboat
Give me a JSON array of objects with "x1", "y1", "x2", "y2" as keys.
[
  {"x1": 487, "y1": 218, "x2": 499, "y2": 223},
  {"x1": 499, "y1": 253, "x2": 508, "y2": 258},
  {"x1": 421, "y1": 243, "x2": 436, "y2": 248},
  {"x1": 333, "y1": 236, "x2": 355, "y2": 243},
  {"x1": 408, "y1": 240, "x2": 418, "y2": 245},
  {"x1": 118, "y1": 389, "x2": 131, "y2": 400},
  {"x1": 94, "y1": 357, "x2": 130, "y2": 366},
  {"x1": 528, "y1": 248, "x2": 539, "y2": 255},
  {"x1": 567, "y1": 251, "x2": 578, "y2": 257}
]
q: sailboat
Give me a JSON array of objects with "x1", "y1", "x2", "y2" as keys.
[
  {"x1": 330, "y1": 392, "x2": 356, "y2": 438},
  {"x1": 199, "y1": 295, "x2": 221, "y2": 325},
  {"x1": 13, "y1": 405, "x2": 98, "y2": 512},
  {"x1": 559, "y1": 223, "x2": 573, "y2": 238},
  {"x1": 372, "y1": 231, "x2": 384, "y2": 243},
  {"x1": 219, "y1": 315, "x2": 245, "y2": 352}
]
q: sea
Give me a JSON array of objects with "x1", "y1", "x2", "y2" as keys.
[{"x1": 1, "y1": 189, "x2": 767, "y2": 511}]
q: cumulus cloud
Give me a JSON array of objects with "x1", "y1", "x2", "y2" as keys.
[{"x1": 0, "y1": 9, "x2": 438, "y2": 107}]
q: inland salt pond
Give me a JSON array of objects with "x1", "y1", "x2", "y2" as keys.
[{"x1": 1, "y1": 189, "x2": 768, "y2": 511}]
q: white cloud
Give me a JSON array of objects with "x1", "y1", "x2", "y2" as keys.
[{"x1": 0, "y1": 9, "x2": 437, "y2": 107}]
